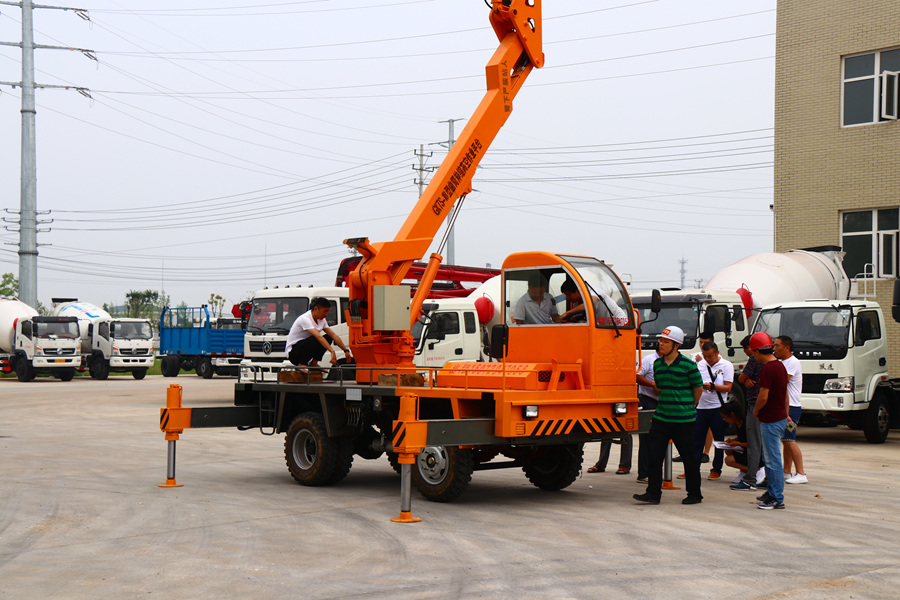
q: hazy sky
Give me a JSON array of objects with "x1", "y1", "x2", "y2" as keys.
[{"x1": 0, "y1": 0, "x2": 776, "y2": 310}]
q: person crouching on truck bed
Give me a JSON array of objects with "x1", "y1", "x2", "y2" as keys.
[
  {"x1": 285, "y1": 297, "x2": 351, "y2": 373},
  {"x1": 634, "y1": 325, "x2": 704, "y2": 506}
]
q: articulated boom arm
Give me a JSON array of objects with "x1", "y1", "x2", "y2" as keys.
[{"x1": 344, "y1": 0, "x2": 543, "y2": 376}]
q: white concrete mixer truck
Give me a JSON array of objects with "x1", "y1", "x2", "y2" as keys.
[
  {"x1": 51, "y1": 299, "x2": 155, "y2": 380},
  {"x1": 1, "y1": 297, "x2": 81, "y2": 381},
  {"x1": 631, "y1": 247, "x2": 852, "y2": 406}
]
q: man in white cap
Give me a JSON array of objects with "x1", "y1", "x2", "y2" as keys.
[{"x1": 634, "y1": 325, "x2": 704, "y2": 505}]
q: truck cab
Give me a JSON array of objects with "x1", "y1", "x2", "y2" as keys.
[
  {"x1": 752, "y1": 299, "x2": 895, "y2": 443},
  {"x1": 89, "y1": 318, "x2": 155, "y2": 379},
  {"x1": 14, "y1": 316, "x2": 82, "y2": 381}
]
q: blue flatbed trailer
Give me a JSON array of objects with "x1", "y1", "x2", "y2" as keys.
[{"x1": 159, "y1": 306, "x2": 245, "y2": 378}]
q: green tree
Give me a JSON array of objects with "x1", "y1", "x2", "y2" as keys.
[
  {"x1": 125, "y1": 290, "x2": 160, "y2": 319},
  {"x1": 208, "y1": 293, "x2": 225, "y2": 317},
  {"x1": 0, "y1": 272, "x2": 18, "y2": 297}
]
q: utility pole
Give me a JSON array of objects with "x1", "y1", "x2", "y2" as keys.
[
  {"x1": 0, "y1": 0, "x2": 92, "y2": 309},
  {"x1": 679, "y1": 257, "x2": 687, "y2": 289},
  {"x1": 412, "y1": 144, "x2": 434, "y2": 198},
  {"x1": 435, "y1": 118, "x2": 464, "y2": 264}
]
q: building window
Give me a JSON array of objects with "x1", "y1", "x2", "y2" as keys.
[
  {"x1": 842, "y1": 48, "x2": 900, "y2": 126},
  {"x1": 841, "y1": 209, "x2": 899, "y2": 279}
]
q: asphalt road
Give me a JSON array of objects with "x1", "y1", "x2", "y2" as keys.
[{"x1": 1, "y1": 375, "x2": 899, "y2": 599}]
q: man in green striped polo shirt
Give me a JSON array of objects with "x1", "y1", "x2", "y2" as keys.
[{"x1": 634, "y1": 325, "x2": 704, "y2": 505}]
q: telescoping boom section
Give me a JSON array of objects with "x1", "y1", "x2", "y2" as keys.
[{"x1": 344, "y1": 0, "x2": 544, "y2": 382}]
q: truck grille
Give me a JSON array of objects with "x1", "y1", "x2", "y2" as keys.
[
  {"x1": 802, "y1": 374, "x2": 831, "y2": 394},
  {"x1": 248, "y1": 341, "x2": 286, "y2": 354}
]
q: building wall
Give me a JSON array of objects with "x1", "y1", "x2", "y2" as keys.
[{"x1": 775, "y1": 1, "x2": 900, "y2": 374}]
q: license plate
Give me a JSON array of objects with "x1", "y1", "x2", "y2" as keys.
[{"x1": 53, "y1": 359, "x2": 66, "y2": 363}]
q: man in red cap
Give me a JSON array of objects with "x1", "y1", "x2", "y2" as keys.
[{"x1": 750, "y1": 332, "x2": 789, "y2": 510}]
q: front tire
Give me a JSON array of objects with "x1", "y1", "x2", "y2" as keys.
[
  {"x1": 160, "y1": 356, "x2": 179, "y2": 377},
  {"x1": 411, "y1": 446, "x2": 474, "y2": 502},
  {"x1": 15, "y1": 356, "x2": 35, "y2": 382},
  {"x1": 196, "y1": 357, "x2": 214, "y2": 379},
  {"x1": 284, "y1": 412, "x2": 343, "y2": 486},
  {"x1": 90, "y1": 356, "x2": 110, "y2": 380},
  {"x1": 132, "y1": 368, "x2": 147, "y2": 380},
  {"x1": 522, "y1": 444, "x2": 584, "y2": 491},
  {"x1": 56, "y1": 369, "x2": 75, "y2": 382},
  {"x1": 863, "y1": 394, "x2": 890, "y2": 444}
]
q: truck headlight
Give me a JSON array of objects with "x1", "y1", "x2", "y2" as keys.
[
  {"x1": 824, "y1": 376, "x2": 853, "y2": 392},
  {"x1": 112, "y1": 346, "x2": 120, "y2": 356},
  {"x1": 523, "y1": 405, "x2": 539, "y2": 419},
  {"x1": 35, "y1": 346, "x2": 43, "y2": 356},
  {"x1": 614, "y1": 402, "x2": 628, "y2": 415}
]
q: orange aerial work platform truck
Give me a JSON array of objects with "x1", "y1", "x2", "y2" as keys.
[{"x1": 159, "y1": 0, "x2": 650, "y2": 521}]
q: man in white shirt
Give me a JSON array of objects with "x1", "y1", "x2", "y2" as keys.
[
  {"x1": 775, "y1": 335, "x2": 807, "y2": 484},
  {"x1": 285, "y1": 297, "x2": 351, "y2": 371},
  {"x1": 682, "y1": 341, "x2": 733, "y2": 481}
]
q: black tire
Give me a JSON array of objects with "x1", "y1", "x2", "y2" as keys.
[
  {"x1": 160, "y1": 356, "x2": 178, "y2": 378},
  {"x1": 56, "y1": 369, "x2": 75, "y2": 382},
  {"x1": 522, "y1": 444, "x2": 584, "y2": 491},
  {"x1": 15, "y1": 356, "x2": 35, "y2": 382},
  {"x1": 90, "y1": 356, "x2": 110, "y2": 380},
  {"x1": 327, "y1": 437, "x2": 354, "y2": 484},
  {"x1": 387, "y1": 452, "x2": 402, "y2": 475},
  {"x1": 284, "y1": 412, "x2": 343, "y2": 486},
  {"x1": 863, "y1": 394, "x2": 890, "y2": 444},
  {"x1": 196, "y1": 357, "x2": 214, "y2": 379},
  {"x1": 411, "y1": 446, "x2": 474, "y2": 503},
  {"x1": 132, "y1": 368, "x2": 148, "y2": 380}
]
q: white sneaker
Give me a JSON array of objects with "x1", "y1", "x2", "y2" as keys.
[
  {"x1": 786, "y1": 473, "x2": 808, "y2": 484},
  {"x1": 732, "y1": 471, "x2": 746, "y2": 484},
  {"x1": 756, "y1": 467, "x2": 766, "y2": 485}
]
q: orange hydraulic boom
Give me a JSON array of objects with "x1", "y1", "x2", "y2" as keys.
[{"x1": 344, "y1": 0, "x2": 544, "y2": 382}]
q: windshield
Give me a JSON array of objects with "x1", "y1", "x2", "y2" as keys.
[
  {"x1": 111, "y1": 321, "x2": 153, "y2": 340},
  {"x1": 635, "y1": 302, "x2": 700, "y2": 341},
  {"x1": 562, "y1": 257, "x2": 633, "y2": 328},
  {"x1": 754, "y1": 307, "x2": 851, "y2": 347},
  {"x1": 215, "y1": 318, "x2": 243, "y2": 330},
  {"x1": 35, "y1": 321, "x2": 79, "y2": 339},
  {"x1": 248, "y1": 297, "x2": 309, "y2": 333}
]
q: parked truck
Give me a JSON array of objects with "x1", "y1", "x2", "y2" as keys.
[
  {"x1": 50, "y1": 299, "x2": 154, "y2": 380},
  {"x1": 159, "y1": 306, "x2": 245, "y2": 379},
  {"x1": 630, "y1": 248, "x2": 852, "y2": 400},
  {"x1": 160, "y1": 1, "x2": 647, "y2": 516},
  {"x1": 1, "y1": 297, "x2": 81, "y2": 381}
]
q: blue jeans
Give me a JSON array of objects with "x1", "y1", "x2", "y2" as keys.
[{"x1": 760, "y1": 418, "x2": 787, "y2": 503}]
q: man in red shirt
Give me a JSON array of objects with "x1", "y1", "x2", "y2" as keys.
[{"x1": 750, "y1": 332, "x2": 789, "y2": 510}]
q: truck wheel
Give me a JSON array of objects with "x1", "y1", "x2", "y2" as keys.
[
  {"x1": 863, "y1": 394, "x2": 890, "y2": 444},
  {"x1": 56, "y1": 369, "x2": 75, "y2": 382},
  {"x1": 327, "y1": 437, "x2": 354, "y2": 484},
  {"x1": 522, "y1": 443, "x2": 584, "y2": 491},
  {"x1": 90, "y1": 358, "x2": 110, "y2": 380},
  {"x1": 284, "y1": 412, "x2": 342, "y2": 486},
  {"x1": 411, "y1": 446, "x2": 474, "y2": 502},
  {"x1": 161, "y1": 356, "x2": 179, "y2": 377},
  {"x1": 196, "y1": 357, "x2": 214, "y2": 379},
  {"x1": 15, "y1": 356, "x2": 35, "y2": 382},
  {"x1": 132, "y1": 368, "x2": 147, "y2": 380}
]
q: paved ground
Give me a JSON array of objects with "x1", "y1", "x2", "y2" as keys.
[{"x1": 1, "y1": 375, "x2": 899, "y2": 599}]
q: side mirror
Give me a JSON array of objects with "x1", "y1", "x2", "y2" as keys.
[
  {"x1": 650, "y1": 289, "x2": 661, "y2": 314},
  {"x1": 703, "y1": 312, "x2": 716, "y2": 335},
  {"x1": 490, "y1": 324, "x2": 509, "y2": 360}
]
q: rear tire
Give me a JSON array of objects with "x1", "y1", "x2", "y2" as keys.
[
  {"x1": 863, "y1": 394, "x2": 890, "y2": 444},
  {"x1": 196, "y1": 357, "x2": 214, "y2": 379},
  {"x1": 411, "y1": 446, "x2": 474, "y2": 502},
  {"x1": 522, "y1": 444, "x2": 584, "y2": 491},
  {"x1": 284, "y1": 412, "x2": 342, "y2": 486},
  {"x1": 160, "y1": 356, "x2": 178, "y2": 377}
]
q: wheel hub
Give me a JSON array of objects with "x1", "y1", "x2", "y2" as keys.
[
  {"x1": 293, "y1": 430, "x2": 317, "y2": 469},
  {"x1": 416, "y1": 446, "x2": 449, "y2": 484}
]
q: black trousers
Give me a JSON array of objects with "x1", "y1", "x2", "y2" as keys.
[
  {"x1": 644, "y1": 417, "x2": 702, "y2": 501},
  {"x1": 287, "y1": 336, "x2": 327, "y2": 367},
  {"x1": 637, "y1": 393, "x2": 658, "y2": 478}
]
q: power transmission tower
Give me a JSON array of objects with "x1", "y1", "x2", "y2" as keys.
[
  {"x1": 679, "y1": 257, "x2": 687, "y2": 288},
  {"x1": 433, "y1": 118, "x2": 464, "y2": 264},
  {"x1": 0, "y1": 0, "x2": 93, "y2": 309}
]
